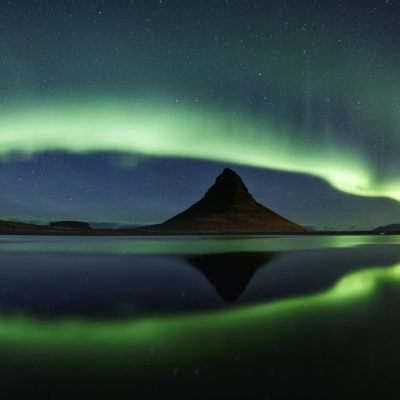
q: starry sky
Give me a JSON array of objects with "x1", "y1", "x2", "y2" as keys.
[{"x1": 1, "y1": 0, "x2": 400, "y2": 230}]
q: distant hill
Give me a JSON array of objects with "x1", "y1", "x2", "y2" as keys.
[
  {"x1": 0, "y1": 220, "x2": 48, "y2": 233},
  {"x1": 0, "y1": 220, "x2": 93, "y2": 235},
  {"x1": 373, "y1": 224, "x2": 400, "y2": 233},
  {"x1": 137, "y1": 168, "x2": 313, "y2": 234},
  {"x1": 89, "y1": 222, "x2": 142, "y2": 230},
  {"x1": 49, "y1": 221, "x2": 92, "y2": 230}
]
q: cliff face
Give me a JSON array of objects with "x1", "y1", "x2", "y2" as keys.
[{"x1": 140, "y1": 168, "x2": 313, "y2": 234}]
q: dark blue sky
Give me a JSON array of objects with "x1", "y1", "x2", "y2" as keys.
[{"x1": 1, "y1": 0, "x2": 400, "y2": 229}]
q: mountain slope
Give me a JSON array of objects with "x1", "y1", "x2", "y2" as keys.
[
  {"x1": 138, "y1": 168, "x2": 313, "y2": 234},
  {"x1": 373, "y1": 224, "x2": 400, "y2": 233}
]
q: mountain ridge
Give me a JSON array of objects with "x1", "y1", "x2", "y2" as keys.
[{"x1": 138, "y1": 168, "x2": 313, "y2": 234}]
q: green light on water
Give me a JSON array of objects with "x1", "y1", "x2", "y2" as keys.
[
  {"x1": 0, "y1": 234, "x2": 397, "y2": 254},
  {"x1": 0, "y1": 260, "x2": 398, "y2": 370}
]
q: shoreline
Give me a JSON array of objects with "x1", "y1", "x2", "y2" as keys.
[{"x1": 0, "y1": 229, "x2": 396, "y2": 236}]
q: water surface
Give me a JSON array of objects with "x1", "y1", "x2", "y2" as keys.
[{"x1": 0, "y1": 235, "x2": 399, "y2": 399}]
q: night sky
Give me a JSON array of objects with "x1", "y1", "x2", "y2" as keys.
[{"x1": 1, "y1": 0, "x2": 400, "y2": 230}]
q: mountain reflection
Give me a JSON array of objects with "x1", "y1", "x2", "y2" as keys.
[
  {"x1": 1, "y1": 243, "x2": 400, "y2": 320},
  {"x1": 186, "y1": 252, "x2": 279, "y2": 302}
]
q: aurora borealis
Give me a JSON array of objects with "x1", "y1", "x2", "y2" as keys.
[{"x1": 1, "y1": 0, "x2": 400, "y2": 229}]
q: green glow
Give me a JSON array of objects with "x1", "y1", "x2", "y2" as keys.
[
  {"x1": 0, "y1": 259, "x2": 399, "y2": 371},
  {"x1": 0, "y1": 234, "x2": 398, "y2": 254},
  {"x1": 1, "y1": 98, "x2": 399, "y2": 201}
]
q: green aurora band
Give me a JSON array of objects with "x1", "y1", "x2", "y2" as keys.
[
  {"x1": 1, "y1": 98, "x2": 400, "y2": 201},
  {"x1": 0, "y1": 259, "x2": 399, "y2": 371}
]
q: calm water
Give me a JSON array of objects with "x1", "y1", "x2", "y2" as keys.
[{"x1": 0, "y1": 235, "x2": 400, "y2": 399}]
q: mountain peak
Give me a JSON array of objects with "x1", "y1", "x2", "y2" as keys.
[
  {"x1": 221, "y1": 167, "x2": 239, "y2": 177},
  {"x1": 218, "y1": 168, "x2": 243, "y2": 181},
  {"x1": 203, "y1": 168, "x2": 253, "y2": 206},
  {"x1": 215, "y1": 168, "x2": 247, "y2": 189},
  {"x1": 139, "y1": 168, "x2": 313, "y2": 233}
]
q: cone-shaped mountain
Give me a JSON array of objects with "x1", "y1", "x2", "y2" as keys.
[{"x1": 139, "y1": 168, "x2": 313, "y2": 234}]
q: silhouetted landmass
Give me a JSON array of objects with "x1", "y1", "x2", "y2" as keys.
[
  {"x1": 0, "y1": 220, "x2": 47, "y2": 233},
  {"x1": 373, "y1": 224, "x2": 400, "y2": 233},
  {"x1": 49, "y1": 221, "x2": 92, "y2": 230},
  {"x1": 90, "y1": 222, "x2": 141, "y2": 229},
  {"x1": 0, "y1": 168, "x2": 396, "y2": 236},
  {"x1": 0, "y1": 220, "x2": 94, "y2": 235},
  {"x1": 138, "y1": 168, "x2": 313, "y2": 234},
  {"x1": 187, "y1": 252, "x2": 279, "y2": 302}
]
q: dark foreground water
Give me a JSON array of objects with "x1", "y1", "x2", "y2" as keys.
[{"x1": 0, "y1": 235, "x2": 400, "y2": 399}]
